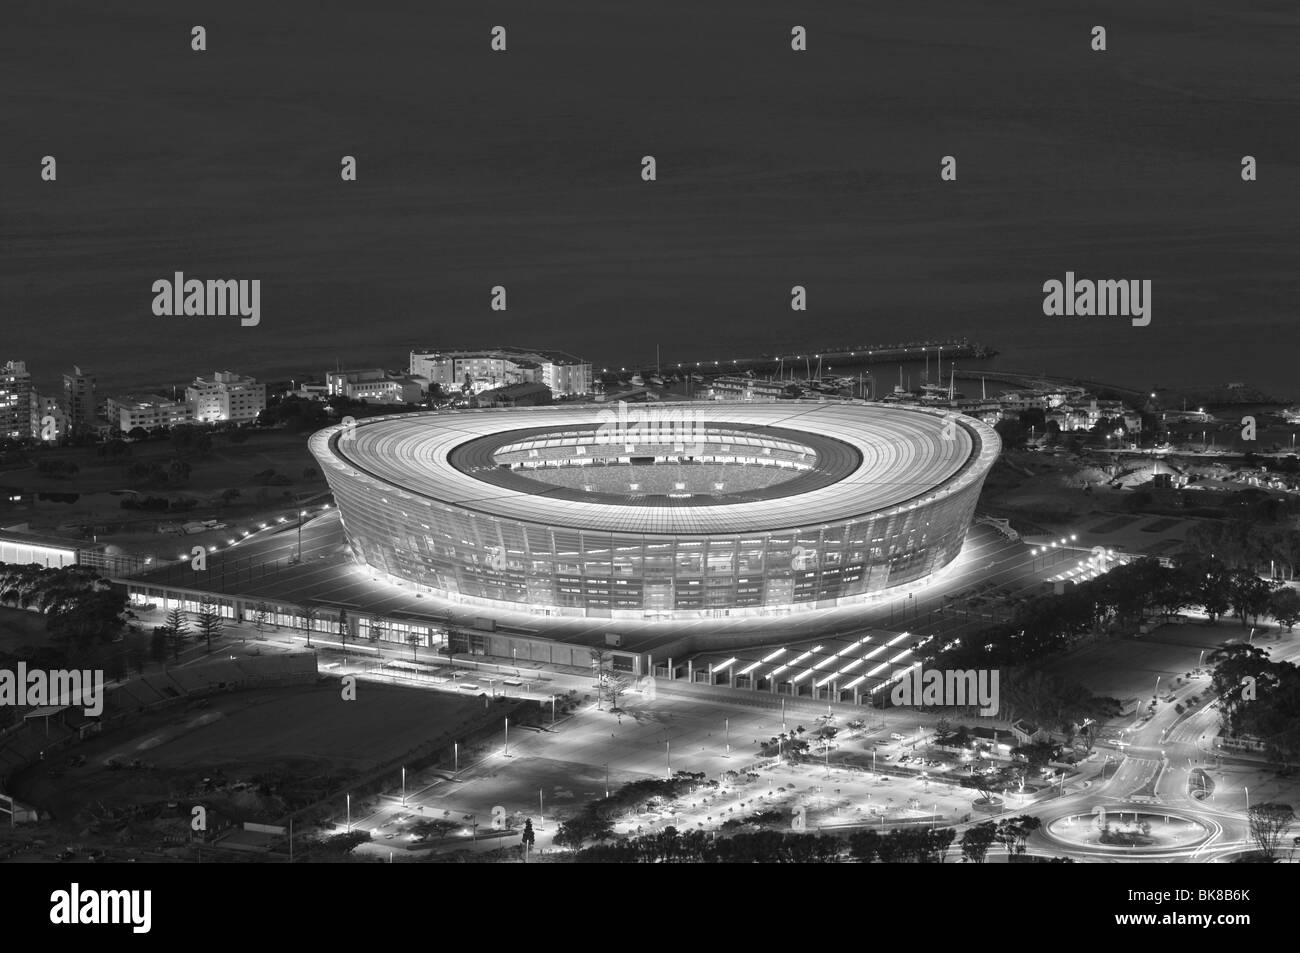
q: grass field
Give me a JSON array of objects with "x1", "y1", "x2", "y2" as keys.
[
  {"x1": 14, "y1": 681, "x2": 486, "y2": 824},
  {"x1": 1042, "y1": 620, "x2": 1297, "y2": 701},
  {"x1": 0, "y1": 605, "x2": 52, "y2": 655},
  {"x1": 0, "y1": 427, "x2": 325, "y2": 539}
]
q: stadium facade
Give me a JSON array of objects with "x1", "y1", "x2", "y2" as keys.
[{"x1": 309, "y1": 402, "x2": 999, "y2": 620}]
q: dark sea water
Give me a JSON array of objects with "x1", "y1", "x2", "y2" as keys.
[{"x1": 3, "y1": 1, "x2": 1299, "y2": 399}]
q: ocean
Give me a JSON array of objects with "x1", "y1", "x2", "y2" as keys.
[{"x1": 2, "y1": 0, "x2": 1299, "y2": 399}]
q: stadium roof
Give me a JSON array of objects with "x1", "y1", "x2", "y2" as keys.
[{"x1": 310, "y1": 402, "x2": 998, "y2": 535}]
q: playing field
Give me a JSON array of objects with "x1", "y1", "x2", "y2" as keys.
[{"x1": 15, "y1": 681, "x2": 486, "y2": 822}]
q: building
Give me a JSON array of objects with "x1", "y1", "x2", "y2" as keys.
[
  {"x1": 62, "y1": 365, "x2": 97, "y2": 433},
  {"x1": 952, "y1": 399, "x2": 1005, "y2": 426},
  {"x1": 1011, "y1": 720, "x2": 1051, "y2": 745},
  {"x1": 290, "y1": 381, "x2": 328, "y2": 400},
  {"x1": 186, "y1": 372, "x2": 266, "y2": 424},
  {"x1": 1047, "y1": 398, "x2": 1132, "y2": 432},
  {"x1": 539, "y1": 355, "x2": 592, "y2": 398},
  {"x1": 106, "y1": 393, "x2": 194, "y2": 432},
  {"x1": 310, "y1": 402, "x2": 1000, "y2": 621},
  {"x1": 29, "y1": 392, "x2": 68, "y2": 442},
  {"x1": 708, "y1": 376, "x2": 793, "y2": 401},
  {"x1": 475, "y1": 382, "x2": 552, "y2": 408},
  {"x1": 409, "y1": 348, "x2": 591, "y2": 397},
  {"x1": 0, "y1": 361, "x2": 33, "y2": 441},
  {"x1": 326, "y1": 369, "x2": 422, "y2": 404},
  {"x1": 0, "y1": 526, "x2": 81, "y2": 569}
]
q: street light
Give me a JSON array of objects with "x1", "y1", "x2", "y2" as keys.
[
  {"x1": 296, "y1": 510, "x2": 308, "y2": 561},
  {"x1": 346, "y1": 793, "x2": 351, "y2": 832}
]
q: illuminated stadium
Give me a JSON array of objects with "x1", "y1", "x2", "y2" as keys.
[{"x1": 309, "y1": 402, "x2": 1000, "y2": 620}]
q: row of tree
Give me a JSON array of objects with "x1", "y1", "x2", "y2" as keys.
[
  {"x1": 0, "y1": 562, "x2": 129, "y2": 644},
  {"x1": 1184, "y1": 518, "x2": 1300, "y2": 579},
  {"x1": 153, "y1": 601, "x2": 224, "y2": 659},
  {"x1": 1208, "y1": 643, "x2": 1300, "y2": 763},
  {"x1": 567, "y1": 817, "x2": 1057, "y2": 863},
  {"x1": 940, "y1": 556, "x2": 1299, "y2": 676}
]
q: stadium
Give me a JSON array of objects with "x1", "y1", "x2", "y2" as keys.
[{"x1": 309, "y1": 402, "x2": 1000, "y2": 621}]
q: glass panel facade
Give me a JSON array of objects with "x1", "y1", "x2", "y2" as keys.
[{"x1": 323, "y1": 465, "x2": 987, "y2": 618}]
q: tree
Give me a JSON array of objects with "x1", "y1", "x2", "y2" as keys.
[
  {"x1": 848, "y1": 829, "x2": 880, "y2": 862},
  {"x1": 150, "y1": 626, "x2": 168, "y2": 664},
  {"x1": 1269, "y1": 588, "x2": 1300, "y2": 631},
  {"x1": 934, "y1": 718, "x2": 954, "y2": 743},
  {"x1": 605, "y1": 674, "x2": 629, "y2": 710},
  {"x1": 194, "y1": 597, "x2": 224, "y2": 653},
  {"x1": 961, "y1": 822, "x2": 998, "y2": 863},
  {"x1": 46, "y1": 589, "x2": 129, "y2": 643},
  {"x1": 298, "y1": 604, "x2": 318, "y2": 647},
  {"x1": 995, "y1": 815, "x2": 1041, "y2": 858},
  {"x1": 407, "y1": 632, "x2": 421, "y2": 660},
  {"x1": 993, "y1": 817, "x2": 1022, "y2": 858},
  {"x1": 554, "y1": 813, "x2": 614, "y2": 849},
  {"x1": 1227, "y1": 569, "x2": 1274, "y2": 628},
  {"x1": 521, "y1": 817, "x2": 535, "y2": 855},
  {"x1": 249, "y1": 602, "x2": 270, "y2": 645},
  {"x1": 590, "y1": 648, "x2": 611, "y2": 709},
  {"x1": 1247, "y1": 803, "x2": 1295, "y2": 861},
  {"x1": 164, "y1": 606, "x2": 190, "y2": 660}
]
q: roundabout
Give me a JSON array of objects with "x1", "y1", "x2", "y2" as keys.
[{"x1": 1045, "y1": 805, "x2": 1218, "y2": 854}]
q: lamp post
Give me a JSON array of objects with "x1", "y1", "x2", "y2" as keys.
[
  {"x1": 346, "y1": 793, "x2": 351, "y2": 832},
  {"x1": 725, "y1": 718, "x2": 730, "y2": 758},
  {"x1": 401, "y1": 766, "x2": 406, "y2": 807},
  {"x1": 297, "y1": 509, "x2": 308, "y2": 561}
]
